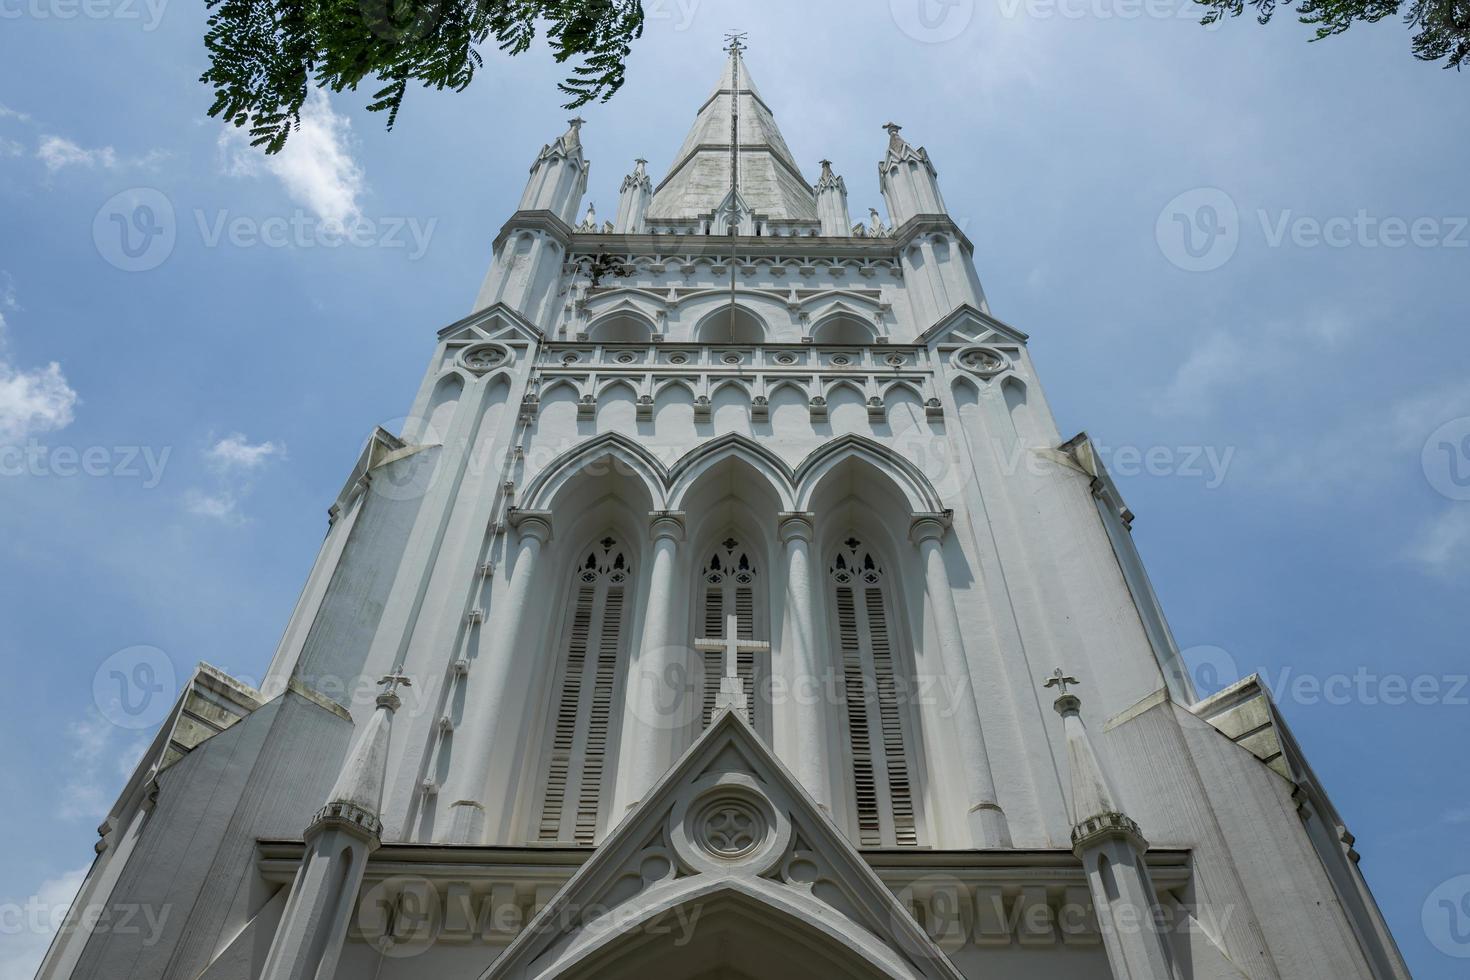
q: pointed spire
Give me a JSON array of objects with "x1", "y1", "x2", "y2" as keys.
[
  {"x1": 563, "y1": 116, "x2": 585, "y2": 148},
  {"x1": 879, "y1": 121, "x2": 945, "y2": 227},
  {"x1": 1046, "y1": 669, "x2": 1147, "y2": 853},
  {"x1": 813, "y1": 159, "x2": 851, "y2": 236},
  {"x1": 883, "y1": 122, "x2": 907, "y2": 155},
  {"x1": 814, "y1": 159, "x2": 844, "y2": 193},
  {"x1": 312, "y1": 674, "x2": 409, "y2": 843},
  {"x1": 621, "y1": 158, "x2": 651, "y2": 193},
  {"x1": 647, "y1": 38, "x2": 816, "y2": 225}
]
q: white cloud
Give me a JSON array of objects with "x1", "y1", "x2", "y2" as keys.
[
  {"x1": 189, "y1": 434, "x2": 285, "y2": 521},
  {"x1": 36, "y1": 135, "x2": 117, "y2": 173},
  {"x1": 0, "y1": 284, "x2": 78, "y2": 444},
  {"x1": 1157, "y1": 309, "x2": 1363, "y2": 419},
  {"x1": 1157, "y1": 331, "x2": 1249, "y2": 417},
  {"x1": 0, "y1": 865, "x2": 89, "y2": 980},
  {"x1": 57, "y1": 713, "x2": 118, "y2": 822},
  {"x1": 206, "y1": 433, "x2": 286, "y2": 470},
  {"x1": 0, "y1": 137, "x2": 23, "y2": 158},
  {"x1": 1404, "y1": 507, "x2": 1470, "y2": 573},
  {"x1": 185, "y1": 489, "x2": 242, "y2": 524},
  {"x1": 0, "y1": 102, "x2": 32, "y2": 123},
  {"x1": 217, "y1": 91, "x2": 366, "y2": 226}
]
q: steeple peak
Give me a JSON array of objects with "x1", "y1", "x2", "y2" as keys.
[{"x1": 646, "y1": 40, "x2": 816, "y2": 226}]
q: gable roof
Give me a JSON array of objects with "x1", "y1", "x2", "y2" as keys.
[{"x1": 482, "y1": 711, "x2": 964, "y2": 980}]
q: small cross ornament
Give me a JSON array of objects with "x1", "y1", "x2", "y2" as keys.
[
  {"x1": 1044, "y1": 668, "x2": 1079, "y2": 696},
  {"x1": 377, "y1": 672, "x2": 412, "y2": 710}
]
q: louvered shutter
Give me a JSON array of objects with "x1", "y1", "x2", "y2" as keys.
[
  {"x1": 535, "y1": 541, "x2": 632, "y2": 844},
  {"x1": 537, "y1": 582, "x2": 595, "y2": 840},
  {"x1": 701, "y1": 587, "x2": 724, "y2": 728},
  {"x1": 576, "y1": 584, "x2": 623, "y2": 843},
  {"x1": 866, "y1": 589, "x2": 917, "y2": 845},
  {"x1": 831, "y1": 540, "x2": 922, "y2": 848},
  {"x1": 837, "y1": 584, "x2": 881, "y2": 845}
]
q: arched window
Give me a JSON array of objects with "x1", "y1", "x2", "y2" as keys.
[
  {"x1": 695, "y1": 307, "x2": 766, "y2": 345},
  {"x1": 534, "y1": 537, "x2": 633, "y2": 844},
  {"x1": 694, "y1": 538, "x2": 769, "y2": 735},
  {"x1": 829, "y1": 537, "x2": 920, "y2": 847}
]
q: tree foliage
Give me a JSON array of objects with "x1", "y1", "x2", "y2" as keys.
[
  {"x1": 1196, "y1": 0, "x2": 1470, "y2": 71},
  {"x1": 201, "y1": 0, "x2": 646, "y2": 153}
]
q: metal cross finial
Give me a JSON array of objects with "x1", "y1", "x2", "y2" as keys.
[
  {"x1": 1044, "y1": 668, "x2": 1080, "y2": 696},
  {"x1": 378, "y1": 672, "x2": 412, "y2": 698},
  {"x1": 723, "y1": 31, "x2": 748, "y2": 55}
]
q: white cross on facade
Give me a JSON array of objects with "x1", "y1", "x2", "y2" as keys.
[{"x1": 694, "y1": 614, "x2": 769, "y2": 721}]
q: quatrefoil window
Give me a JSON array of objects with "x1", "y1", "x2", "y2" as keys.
[
  {"x1": 958, "y1": 346, "x2": 1007, "y2": 377},
  {"x1": 696, "y1": 799, "x2": 764, "y2": 859},
  {"x1": 460, "y1": 344, "x2": 508, "y2": 373}
]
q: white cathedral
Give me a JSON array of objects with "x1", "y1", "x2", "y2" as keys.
[{"x1": 41, "y1": 43, "x2": 1409, "y2": 980}]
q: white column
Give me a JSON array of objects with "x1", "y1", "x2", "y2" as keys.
[
  {"x1": 909, "y1": 513, "x2": 1011, "y2": 848},
  {"x1": 616, "y1": 512, "x2": 687, "y2": 813},
  {"x1": 778, "y1": 513, "x2": 832, "y2": 811},
  {"x1": 441, "y1": 510, "x2": 552, "y2": 843}
]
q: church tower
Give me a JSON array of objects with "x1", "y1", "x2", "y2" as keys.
[{"x1": 40, "y1": 41, "x2": 1409, "y2": 980}]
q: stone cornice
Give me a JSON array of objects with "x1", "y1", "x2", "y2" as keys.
[
  {"x1": 307, "y1": 800, "x2": 382, "y2": 846},
  {"x1": 255, "y1": 838, "x2": 1192, "y2": 890},
  {"x1": 493, "y1": 210, "x2": 574, "y2": 253},
  {"x1": 1070, "y1": 810, "x2": 1149, "y2": 856},
  {"x1": 568, "y1": 214, "x2": 975, "y2": 259}
]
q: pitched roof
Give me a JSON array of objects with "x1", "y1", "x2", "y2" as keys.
[
  {"x1": 646, "y1": 52, "x2": 817, "y2": 223},
  {"x1": 482, "y1": 711, "x2": 964, "y2": 980}
]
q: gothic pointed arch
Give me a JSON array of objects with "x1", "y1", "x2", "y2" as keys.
[
  {"x1": 694, "y1": 305, "x2": 767, "y2": 344},
  {"x1": 521, "y1": 431, "x2": 669, "y2": 511},
  {"x1": 666, "y1": 433, "x2": 797, "y2": 511},
  {"x1": 586, "y1": 308, "x2": 657, "y2": 344},
  {"x1": 794, "y1": 434, "x2": 944, "y2": 513}
]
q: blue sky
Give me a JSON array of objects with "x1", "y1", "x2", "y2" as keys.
[{"x1": 0, "y1": 0, "x2": 1466, "y2": 975}]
